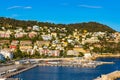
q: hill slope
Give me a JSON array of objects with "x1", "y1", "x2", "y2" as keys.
[{"x1": 0, "y1": 17, "x2": 116, "y2": 32}]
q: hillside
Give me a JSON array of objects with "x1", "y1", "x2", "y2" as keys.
[{"x1": 0, "y1": 17, "x2": 116, "y2": 32}]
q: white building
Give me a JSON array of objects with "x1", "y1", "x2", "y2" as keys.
[
  {"x1": 49, "y1": 50, "x2": 60, "y2": 56},
  {"x1": 67, "y1": 39, "x2": 73, "y2": 43},
  {"x1": 33, "y1": 25, "x2": 40, "y2": 31},
  {"x1": 41, "y1": 35, "x2": 52, "y2": 40},
  {"x1": 0, "y1": 50, "x2": 13, "y2": 59},
  {"x1": 84, "y1": 53, "x2": 92, "y2": 59}
]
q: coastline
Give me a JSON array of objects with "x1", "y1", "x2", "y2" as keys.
[
  {"x1": 92, "y1": 54, "x2": 120, "y2": 60},
  {"x1": 0, "y1": 54, "x2": 119, "y2": 79}
]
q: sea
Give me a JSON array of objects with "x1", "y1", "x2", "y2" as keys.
[{"x1": 12, "y1": 58, "x2": 120, "y2": 80}]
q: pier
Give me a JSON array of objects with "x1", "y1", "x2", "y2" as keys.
[
  {"x1": 39, "y1": 61, "x2": 114, "y2": 68},
  {"x1": 94, "y1": 70, "x2": 120, "y2": 80}
]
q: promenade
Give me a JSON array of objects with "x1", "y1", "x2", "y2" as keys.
[
  {"x1": 0, "y1": 65, "x2": 21, "y2": 73},
  {"x1": 0, "y1": 64, "x2": 37, "y2": 78}
]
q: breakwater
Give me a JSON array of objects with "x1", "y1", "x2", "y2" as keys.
[
  {"x1": 39, "y1": 61, "x2": 114, "y2": 68},
  {"x1": 94, "y1": 70, "x2": 120, "y2": 80}
]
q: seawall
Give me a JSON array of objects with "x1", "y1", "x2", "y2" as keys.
[{"x1": 94, "y1": 70, "x2": 120, "y2": 80}]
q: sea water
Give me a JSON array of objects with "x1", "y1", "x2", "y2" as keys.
[{"x1": 12, "y1": 58, "x2": 120, "y2": 80}]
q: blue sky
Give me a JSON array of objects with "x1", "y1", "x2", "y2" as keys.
[{"x1": 0, "y1": 0, "x2": 120, "y2": 31}]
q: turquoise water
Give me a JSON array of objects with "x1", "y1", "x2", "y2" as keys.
[{"x1": 12, "y1": 58, "x2": 120, "y2": 80}]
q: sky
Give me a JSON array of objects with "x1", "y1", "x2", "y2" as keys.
[{"x1": 0, "y1": 0, "x2": 120, "y2": 31}]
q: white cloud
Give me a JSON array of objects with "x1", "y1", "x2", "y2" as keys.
[
  {"x1": 78, "y1": 4, "x2": 102, "y2": 8},
  {"x1": 7, "y1": 6, "x2": 22, "y2": 9},
  {"x1": 7, "y1": 6, "x2": 32, "y2": 10}
]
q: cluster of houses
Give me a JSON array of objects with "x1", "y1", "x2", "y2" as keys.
[{"x1": 0, "y1": 25, "x2": 120, "y2": 61}]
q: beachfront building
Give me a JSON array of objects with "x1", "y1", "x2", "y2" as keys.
[
  {"x1": 84, "y1": 53, "x2": 92, "y2": 59},
  {"x1": 49, "y1": 50, "x2": 60, "y2": 56},
  {"x1": 0, "y1": 49, "x2": 13, "y2": 59},
  {"x1": 37, "y1": 48, "x2": 60, "y2": 57},
  {"x1": 38, "y1": 48, "x2": 49, "y2": 55},
  {"x1": 27, "y1": 49, "x2": 35, "y2": 55}
]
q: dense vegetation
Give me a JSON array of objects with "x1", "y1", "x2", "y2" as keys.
[{"x1": 0, "y1": 17, "x2": 115, "y2": 32}]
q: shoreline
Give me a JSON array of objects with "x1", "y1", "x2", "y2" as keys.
[
  {"x1": 92, "y1": 54, "x2": 120, "y2": 60},
  {"x1": 0, "y1": 54, "x2": 119, "y2": 79}
]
